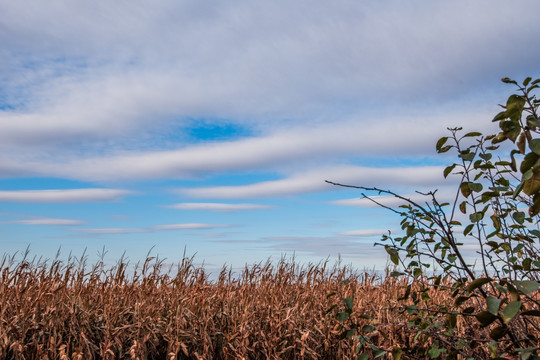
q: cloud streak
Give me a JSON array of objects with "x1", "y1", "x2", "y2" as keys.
[
  {"x1": 72, "y1": 223, "x2": 232, "y2": 235},
  {"x1": 177, "y1": 165, "x2": 446, "y2": 199},
  {"x1": 0, "y1": 111, "x2": 490, "y2": 182},
  {"x1": 165, "y1": 203, "x2": 273, "y2": 212},
  {"x1": 339, "y1": 229, "x2": 393, "y2": 237},
  {"x1": 2, "y1": 217, "x2": 84, "y2": 226},
  {"x1": 0, "y1": 189, "x2": 133, "y2": 203},
  {"x1": 261, "y1": 235, "x2": 388, "y2": 261},
  {"x1": 330, "y1": 188, "x2": 458, "y2": 209}
]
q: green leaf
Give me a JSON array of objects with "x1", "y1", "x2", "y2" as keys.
[
  {"x1": 514, "y1": 280, "x2": 539, "y2": 295},
  {"x1": 357, "y1": 354, "x2": 369, "y2": 360},
  {"x1": 513, "y1": 211, "x2": 526, "y2": 225},
  {"x1": 479, "y1": 153, "x2": 492, "y2": 161},
  {"x1": 337, "y1": 311, "x2": 350, "y2": 322},
  {"x1": 460, "y1": 182, "x2": 472, "y2": 198},
  {"x1": 513, "y1": 181, "x2": 524, "y2": 199},
  {"x1": 361, "y1": 324, "x2": 375, "y2": 333},
  {"x1": 398, "y1": 284, "x2": 411, "y2": 301},
  {"x1": 527, "y1": 115, "x2": 540, "y2": 129},
  {"x1": 501, "y1": 77, "x2": 517, "y2": 85},
  {"x1": 467, "y1": 277, "x2": 491, "y2": 292},
  {"x1": 459, "y1": 201, "x2": 467, "y2": 214},
  {"x1": 438, "y1": 145, "x2": 452, "y2": 153},
  {"x1": 446, "y1": 313, "x2": 457, "y2": 329},
  {"x1": 501, "y1": 301, "x2": 522, "y2": 323},
  {"x1": 469, "y1": 182, "x2": 483, "y2": 192},
  {"x1": 521, "y1": 153, "x2": 540, "y2": 173},
  {"x1": 436, "y1": 137, "x2": 449, "y2": 151},
  {"x1": 530, "y1": 138, "x2": 540, "y2": 155},
  {"x1": 469, "y1": 212, "x2": 484, "y2": 223},
  {"x1": 373, "y1": 349, "x2": 386, "y2": 359},
  {"x1": 428, "y1": 347, "x2": 445, "y2": 358},
  {"x1": 490, "y1": 325, "x2": 508, "y2": 340},
  {"x1": 494, "y1": 282, "x2": 507, "y2": 293},
  {"x1": 507, "y1": 283, "x2": 520, "y2": 302},
  {"x1": 493, "y1": 110, "x2": 508, "y2": 121},
  {"x1": 443, "y1": 164, "x2": 456, "y2": 178},
  {"x1": 463, "y1": 132, "x2": 482, "y2": 138},
  {"x1": 463, "y1": 224, "x2": 474, "y2": 236},
  {"x1": 385, "y1": 246, "x2": 399, "y2": 265},
  {"x1": 476, "y1": 311, "x2": 498, "y2": 327},
  {"x1": 490, "y1": 213, "x2": 501, "y2": 231},
  {"x1": 454, "y1": 296, "x2": 470, "y2": 307},
  {"x1": 506, "y1": 94, "x2": 525, "y2": 112},
  {"x1": 486, "y1": 296, "x2": 501, "y2": 315},
  {"x1": 342, "y1": 297, "x2": 353, "y2": 310},
  {"x1": 523, "y1": 169, "x2": 540, "y2": 196}
]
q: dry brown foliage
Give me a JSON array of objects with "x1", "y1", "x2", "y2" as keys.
[{"x1": 0, "y1": 250, "x2": 535, "y2": 359}]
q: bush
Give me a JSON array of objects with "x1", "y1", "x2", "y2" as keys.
[{"x1": 327, "y1": 77, "x2": 540, "y2": 359}]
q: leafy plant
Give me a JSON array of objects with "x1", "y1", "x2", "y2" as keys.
[{"x1": 327, "y1": 77, "x2": 540, "y2": 359}]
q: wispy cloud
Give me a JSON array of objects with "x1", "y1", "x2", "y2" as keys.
[
  {"x1": 165, "y1": 202, "x2": 273, "y2": 212},
  {"x1": 178, "y1": 165, "x2": 445, "y2": 199},
  {"x1": 0, "y1": 112, "x2": 486, "y2": 181},
  {"x1": 71, "y1": 228, "x2": 146, "y2": 235},
  {"x1": 152, "y1": 223, "x2": 230, "y2": 231},
  {"x1": 2, "y1": 217, "x2": 84, "y2": 226},
  {"x1": 72, "y1": 223, "x2": 231, "y2": 235},
  {"x1": 339, "y1": 229, "x2": 393, "y2": 237},
  {"x1": 0, "y1": 189, "x2": 133, "y2": 203},
  {"x1": 1, "y1": 2, "x2": 538, "y2": 151},
  {"x1": 262, "y1": 235, "x2": 388, "y2": 261},
  {"x1": 330, "y1": 188, "x2": 457, "y2": 208}
]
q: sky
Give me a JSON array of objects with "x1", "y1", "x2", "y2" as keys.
[{"x1": 1, "y1": 1, "x2": 540, "y2": 274}]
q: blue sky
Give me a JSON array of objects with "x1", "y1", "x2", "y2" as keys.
[{"x1": 1, "y1": 1, "x2": 540, "y2": 272}]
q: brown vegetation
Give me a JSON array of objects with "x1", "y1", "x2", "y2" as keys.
[{"x1": 0, "y1": 251, "x2": 536, "y2": 359}]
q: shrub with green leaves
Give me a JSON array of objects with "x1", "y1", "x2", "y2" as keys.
[{"x1": 328, "y1": 77, "x2": 540, "y2": 359}]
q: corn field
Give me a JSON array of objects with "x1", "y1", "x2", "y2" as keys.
[{"x1": 0, "y1": 250, "x2": 536, "y2": 359}]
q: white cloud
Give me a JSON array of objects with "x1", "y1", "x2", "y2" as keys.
[
  {"x1": 1, "y1": 112, "x2": 475, "y2": 181},
  {"x1": 72, "y1": 227, "x2": 146, "y2": 235},
  {"x1": 1, "y1": 1, "x2": 538, "y2": 164},
  {"x1": 339, "y1": 229, "x2": 393, "y2": 237},
  {"x1": 261, "y1": 235, "x2": 388, "y2": 261},
  {"x1": 152, "y1": 223, "x2": 230, "y2": 231},
  {"x1": 330, "y1": 187, "x2": 458, "y2": 209},
  {"x1": 177, "y1": 165, "x2": 445, "y2": 199},
  {"x1": 166, "y1": 202, "x2": 273, "y2": 212},
  {"x1": 0, "y1": 189, "x2": 133, "y2": 203},
  {"x1": 332, "y1": 194, "x2": 434, "y2": 209},
  {"x1": 2, "y1": 217, "x2": 84, "y2": 226},
  {"x1": 0, "y1": 0, "x2": 527, "y2": 184},
  {"x1": 72, "y1": 223, "x2": 231, "y2": 235}
]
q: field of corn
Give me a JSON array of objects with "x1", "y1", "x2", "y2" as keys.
[{"x1": 0, "y1": 251, "x2": 536, "y2": 359}]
